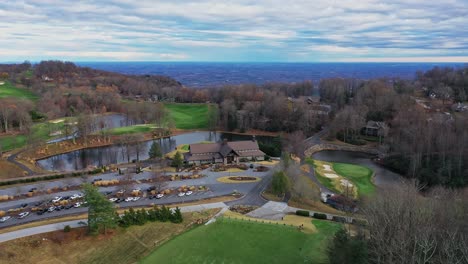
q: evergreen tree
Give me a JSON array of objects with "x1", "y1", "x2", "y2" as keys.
[
  {"x1": 148, "y1": 141, "x2": 162, "y2": 159},
  {"x1": 171, "y1": 151, "x2": 184, "y2": 169},
  {"x1": 272, "y1": 171, "x2": 290, "y2": 195},
  {"x1": 171, "y1": 207, "x2": 183, "y2": 223},
  {"x1": 328, "y1": 229, "x2": 368, "y2": 264},
  {"x1": 83, "y1": 183, "x2": 118, "y2": 235}
]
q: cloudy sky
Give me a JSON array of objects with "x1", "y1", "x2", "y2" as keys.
[{"x1": 1, "y1": 0, "x2": 467, "y2": 62}]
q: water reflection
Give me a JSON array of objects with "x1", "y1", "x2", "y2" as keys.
[{"x1": 38, "y1": 131, "x2": 272, "y2": 171}]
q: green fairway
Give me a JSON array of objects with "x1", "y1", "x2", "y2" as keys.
[
  {"x1": 142, "y1": 217, "x2": 341, "y2": 264},
  {"x1": 307, "y1": 157, "x2": 375, "y2": 198},
  {"x1": 0, "y1": 121, "x2": 65, "y2": 151},
  {"x1": 333, "y1": 162, "x2": 375, "y2": 196},
  {"x1": 164, "y1": 103, "x2": 211, "y2": 129},
  {"x1": 104, "y1": 124, "x2": 156, "y2": 135},
  {"x1": 0, "y1": 81, "x2": 37, "y2": 100}
]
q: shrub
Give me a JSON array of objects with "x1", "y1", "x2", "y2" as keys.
[
  {"x1": 296, "y1": 210, "x2": 310, "y2": 217},
  {"x1": 63, "y1": 225, "x2": 71, "y2": 232},
  {"x1": 332, "y1": 216, "x2": 347, "y2": 223},
  {"x1": 313, "y1": 213, "x2": 327, "y2": 219}
]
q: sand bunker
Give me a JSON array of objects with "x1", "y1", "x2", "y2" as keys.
[
  {"x1": 50, "y1": 119, "x2": 65, "y2": 124},
  {"x1": 324, "y1": 173, "x2": 339, "y2": 179},
  {"x1": 340, "y1": 179, "x2": 354, "y2": 187},
  {"x1": 322, "y1": 164, "x2": 332, "y2": 171}
]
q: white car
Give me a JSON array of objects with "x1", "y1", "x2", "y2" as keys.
[
  {"x1": 178, "y1": 192, "x2": 186, "y2": 197},
  {"x1": 156, "y1": 194, "x2": 164, "y2": 199},
  {"x1": 52, "y1": 196, "x2": 63, "y2": 203},
  {"x1": 133, "y1": 188, "x2": 141, "y2": 192},
  {"x1": 18, "y1": 212, "x2": 30, "y2": 219},
  {"x1": 70, "y1": 193, "x2": 82, "y2": 200},
  {"x1": 132, "y1": 197, "x2": 141, "y2": 202},
  {"x1": 0, "y1": 216, "x2": 11, "y2": 223},
  {"x1": 185, "y1": 191, "x2": 193, "y2": 196},
  {"x1": 125, "y1": 197, "x2": 134, "y2": 202},
  {"x1": 48, "y1": 206, "x2": 56, "y2": 212},
  {"x1": 74, "y1": 202, "x2": 82, "y2": 208},
  {"x1": 109, "y1": 198, "x2": 118, "y2": 202}
]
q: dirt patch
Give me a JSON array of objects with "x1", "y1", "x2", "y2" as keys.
[
  {"x1": 229, "y1": 205, "x2": 258, "y2": 214},
  {"x1": 0, "y1": 160, "x2": 27, "y2": 179}
]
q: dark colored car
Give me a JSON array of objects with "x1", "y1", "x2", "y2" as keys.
[
  {"x1": 34, "y1": 201, "x2": 44, "y2": 207},
  {"x1": 65, "y1": 204, "x2": 73, "y2": 209},
  {"x1": 20, "y1": 203, "x2": 28, "y2": 208},
  {"x1": 29, "y1": 187, "x2": 37, "y2": 192},
  {"x1": 147, "y1": 186, "x2": 156, "y2": 192}
]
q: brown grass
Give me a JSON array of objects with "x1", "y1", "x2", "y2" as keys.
[
  {"x1": 0, "y1": 209, "x2": 219, "y2": 264},
  {"x1": 223, "y1": 210, "x2": 317, "y2": 234},
  {"x1": 0, "y1": 195, "x2": 236, "y2": 234},
  {"x1": 0, "y1": 160, "x2": 27, "y2": 179}
]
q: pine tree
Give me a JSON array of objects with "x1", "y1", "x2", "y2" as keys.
[
  {"x1": 148, "y1": 141, "x2": 162, "y2": 159},
  {"x1": 171, "y1": 207, "x2": 183, "y2": 223},
  {"x1": 83, "y1": 183, "x2": 118, "y2": 235},
  {"x1": 171, "y1": 151, "x2": 184, "y2": 169}
]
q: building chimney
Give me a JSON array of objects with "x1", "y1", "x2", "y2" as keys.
[{"x1": 252, "y1": 135, "x2": 256, "y2": 142}]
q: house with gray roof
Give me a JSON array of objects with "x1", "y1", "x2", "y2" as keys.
[{"x1": 184, "y1": 139, "x2": 265, "y2": 165}]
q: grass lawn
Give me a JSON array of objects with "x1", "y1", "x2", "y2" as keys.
[
  {"x1": 0, "y1": 121, "x2": 64, "y2": 151},
  {"x1": 164, "y1": 103, "x2": 212, "y2": 129},
  {"x1": 0, "y1": 210, "x2": 219, "y2": 264},
  {"x1": 142, "y1": 217, "x2": 342, "y2": 264},
  {"x1": 0, "y1": 81, "x2": 37, "y2": 100},
  {"x1": 333, "y1": 162, "x2": 375, "y2": 196},
  {"x1": 104, "y1": 124, "x2": 156, "y2": 135},
  {"x1": 306, "y1": 158, "x2": 375, "y2": 198}
]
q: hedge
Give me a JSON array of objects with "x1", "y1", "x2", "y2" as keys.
[
  {"x1": 295, "y1": 210, "x2": 310, "y2": 217},
  {"x1": 313, "y1": 213, "x2": 327, "y2": 219},
  {"x1": 332, "y1": 216, "x2": 347, "y2": 223},
  {"x1": 0, "y1": 167, "x2": 108, "y2": 186}
]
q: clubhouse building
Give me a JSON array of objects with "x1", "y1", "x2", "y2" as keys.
[{"x1": 184, "y1": 139, "x2": 265, "y2": 165}]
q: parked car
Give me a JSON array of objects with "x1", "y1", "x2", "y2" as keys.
[
  {"x1": 0, "y1": 216, "x2": 11, "y2": 222},
  {"x1": 125, "y1": 197, "x2": 134, "y2": 202},
  {"x1": 185, "y1": 191, "x2": 193, "y2": 196},
  {"x1": 52, "y1": 196, "x2": 63, "y2": 203},
  {"x1": 133, "y1": 197, "x2": 141, "y2": 202},
  {"x1": 178, "y1": 192, "x2": 186, "y2": 197},
  {"x1": 37, "y1": 208, "x2": 47, "y2": 215},
  {"x1": 109, "y1": 198, "x2": 118, "y2": 202},
  {"x1": 65, "y1": 204, "x2": 74, "y2": 210},
  {"x1": 48, "y1": 206, "x2": 56, "y2": 212},
  {"x1": 117, "y1": 190, "x2": 125, "y2": 195},
  {"x1": 20, "y1": 203, "x2": 28, "y2": 208},
  {"x1": 29, "y1": 187, "x2": 37, "y2": 192},
  {"x1": 147, "y1": 186, "x2": 156, "y2": 192},
  {"x1": 156, "y1": 194, "x2": 164, "y2": 199},
  {"x1": 115, "y1": 198, "x2": 123, "y2": 203},
  {"x1": 18, "y1": 212, "x2": 30, "y2": 219},
  {"x1": 105, "y1": 191, "x2": 113, "y2": 195},
  {"x1": 73, "y1": 202, "x2": 82, "y2": 208},
  {"x1": 34, "y1": 201, "x2": 44, "y2": 207}
]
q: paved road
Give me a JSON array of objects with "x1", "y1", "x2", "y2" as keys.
[
  {"x1": 0, "y1": 164, "x2": 277, "y2": 228},
  {"x1": 0, "y1": 202, "x2": 228, "y2": 244},
  {"x1": 6, "y1": 150, "x2": 35, "y2": 176}
]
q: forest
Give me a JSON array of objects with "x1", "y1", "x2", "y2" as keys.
[{"x1": 0, "y1": 61, "x2": 467, "y2": 188}]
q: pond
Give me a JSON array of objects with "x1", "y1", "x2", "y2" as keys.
[
  {"x1": 37, "y1": 131, "x2": 274, "y2": 171},
  {"x1": 312, "y1": 150, "x2": 402, "y2": 187},
  {"x1": 47, "y1": 113, "x2": 132, "y2": 144}
]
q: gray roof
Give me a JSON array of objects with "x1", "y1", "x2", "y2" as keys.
[{"x1": 185, "y1": 140, "x2": 265, "y2": 162}]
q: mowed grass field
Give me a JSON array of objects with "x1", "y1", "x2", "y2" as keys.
[
  {"x1": 0, "y1": 81, "x2": 37, "y2": 100},
  {"x1": 142, "y1": 217, "x2": 342, "y2": 264},
  {"x1": 104, "y1": 124, "x2": 155, "y2": 135},
  {"x1": 164, "y1": 103, "x2": 212, "y2": 129},
  {"x1": 0, "y1": 210, "x2": 218, "y2": 264},
  {"x1": 0, "y1": 121, "x2": 64, "y2": 151},
  {"x1": 333, "y1": 162, "x2": 375, "y2": 196},
  {"x1": 307, "y1": 158, "x2": 375, "y2": 198}
]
